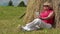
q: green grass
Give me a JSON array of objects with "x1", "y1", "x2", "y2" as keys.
[{"x1": 0, "y1": 6, "x2": 60, "y2": 34}]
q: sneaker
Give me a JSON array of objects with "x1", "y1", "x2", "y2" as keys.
[
  {"x1": 21, "y1": 26, "x2": 32, "y2": 31},
  {"x1": 18, "y1": 25, "x2": 32, "y2": 31}
]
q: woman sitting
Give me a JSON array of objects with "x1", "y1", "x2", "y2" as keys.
[{"x1": 20, "y1": 2, "x2": 54, "y2": 31}]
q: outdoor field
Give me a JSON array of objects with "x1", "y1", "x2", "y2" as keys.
[{"x1": 0, "y1": 6, "x2": 60, "y2": 34}]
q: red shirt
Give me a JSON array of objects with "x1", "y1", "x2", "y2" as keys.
[{"x1": 39, "y1": 10, "x2": 54, "y2": 24}]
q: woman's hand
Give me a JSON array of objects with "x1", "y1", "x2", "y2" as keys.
[{"x1": 38, "y1": 16, "x2": 44, "y2": 20}]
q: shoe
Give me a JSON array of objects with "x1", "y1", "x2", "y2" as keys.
[{"x1": 18, "y1": 25, "x2": 32, "y2": 31}]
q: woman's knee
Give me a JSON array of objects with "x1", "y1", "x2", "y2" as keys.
[{"x1": 34, "y1": 18, "x2": 41, "y2": 21}]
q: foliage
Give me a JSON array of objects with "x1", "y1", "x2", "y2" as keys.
[
  {"x1": 18, "y1": 1, "x2": 26, "y2": 7},
  {"x1": 8, "y1": 0, "x2": 13, "y2": 6}
]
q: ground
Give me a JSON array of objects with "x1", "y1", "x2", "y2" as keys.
[{"x1": 0, "y1": 6, "x2": 60, "y2": 34}]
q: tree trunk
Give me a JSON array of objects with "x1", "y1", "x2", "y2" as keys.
[
  {"x1": 52, "y1": 0, "x2": 60, "y2": 28},
  {"x1": 23, "y1": 0, "x2": 41, "y2": 24}
]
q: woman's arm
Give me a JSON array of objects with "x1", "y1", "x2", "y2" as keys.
[{"x1": 41, "y1": 11, "x2": 54, "y2": 20}]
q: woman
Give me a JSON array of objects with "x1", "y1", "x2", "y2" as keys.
[{"x1": 20, "y1": 2, "x2": 54, "y2": 31}]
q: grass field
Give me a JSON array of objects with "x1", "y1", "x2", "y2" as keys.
[{"x1": 0, "y1": 6, "x2": 60, "y2": 34}]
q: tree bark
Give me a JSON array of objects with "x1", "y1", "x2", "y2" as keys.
[
  {"x1": 52, "y1": 0, "x2": 60, "y2": 28},
  {"x1": 23, "y1": 0, "x2": 41, "y2": 24}
]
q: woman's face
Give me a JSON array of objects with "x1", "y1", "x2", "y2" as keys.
[{"x1": 43, "y1": 5, "x2": 49, "y2": 10}]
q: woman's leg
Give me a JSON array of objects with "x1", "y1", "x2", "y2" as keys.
[
  {"x1": 26, "y1": 18, "x2": 41, "y2": 27},
  {"x1": 39, "y1": 22, "x2": 52, "y2": 29},
  {"x1": 22, "y1": 18, "x2": 42, "y2": 31},
  {"x1": 22, "y1": 18, "x2": 52, "y2": 31},
  {"x1": 25, "y1": 18, "x2": 52, "y2": 29}
]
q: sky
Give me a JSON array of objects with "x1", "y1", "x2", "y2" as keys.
[{"x1": 0, "y1": 0, "x2": 28, "y2": 6}]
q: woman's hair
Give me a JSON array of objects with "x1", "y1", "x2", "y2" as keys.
[
  {"x1": 43, "y1": 5, "x2": 53, "y2": 10},
  {"x1": 49, "y1": 7, "x2": 53, "y2": 10}
]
